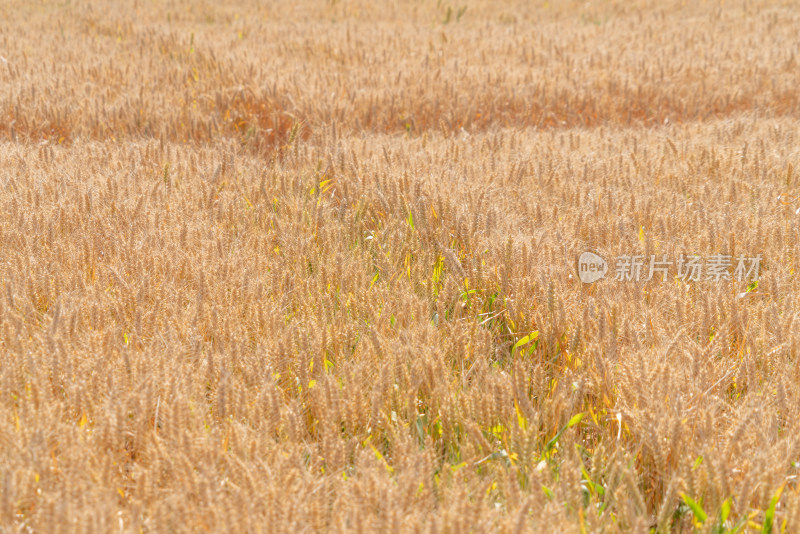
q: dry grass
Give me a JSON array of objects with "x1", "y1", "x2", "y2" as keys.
[{"x1": 1, "y1": 1, "x2": 800, "y2": 532}]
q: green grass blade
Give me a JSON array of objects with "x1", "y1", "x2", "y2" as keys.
[
  {"x1": 680, "y1": 493, "x2": 707, "y2": 524},
  {"x1": 762, "y1": 483, "x2": 785, "y2": 534}
]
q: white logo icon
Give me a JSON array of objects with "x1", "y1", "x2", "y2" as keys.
[{"x1": 578, "y1": 252, "x2": 608, "y2": 283}]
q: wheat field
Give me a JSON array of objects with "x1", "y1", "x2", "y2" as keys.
[{"x1": 2, "y1": 1, "x2": 800, "y2": 532}]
